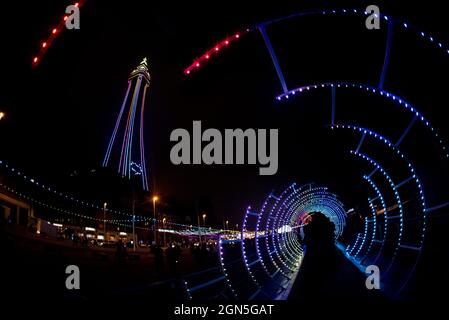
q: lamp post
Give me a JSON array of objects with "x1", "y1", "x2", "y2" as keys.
[
  {"x1": 225, "y1": 220, "x2": 229, "y2": 231},
  {"x1": 103, "y1": 202, "x2": 107, "y2": 241},
  {"x1": 196, "y1": 209, "x2": 201, "y2": 243},
  {"x1": 195, "y1": 201, "x2": 206, "y2": 243},
  {"x1": 132, "y1": 197, "x2": 136, "y2": 251},
  {"x1": 162, "y1": 218, "x2": 166, "y2": 247},
  {"x1": 152, "y1": 196, "x2": 158, "y2": 245},
  {"x1": 0, "y1": 112, "x2": 5, "y2": 121}
]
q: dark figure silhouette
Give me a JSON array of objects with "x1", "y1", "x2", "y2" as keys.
[
  {"x1": 153, "y1": 245, "x2": 164, "y2": 274},
  {"x1": 289, "y1": 212, "x2": 385, "y2": 302},
  {"x1": 82, "y1": 235, "x2": 88, "y2": 248},
  {"x1": 296, "y1": 212, "x2": 337, "y2": 299},
  {"x1": 302, "y1": 212, "x2": 336, "y2": 261},
  {"x1": 116, "y1": 239, "x2": 124, "y2": 262}
]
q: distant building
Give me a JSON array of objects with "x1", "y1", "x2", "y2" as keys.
[{"x1": 0, "y1": 191, "x2": 34, "y2": 226}]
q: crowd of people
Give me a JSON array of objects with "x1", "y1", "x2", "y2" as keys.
[
  {"x1": 151, "y1": 240, "x2": 219, "y2": 276},
  {"x1": 191, "y1": 240, "x2": 218, "y2": 266}
]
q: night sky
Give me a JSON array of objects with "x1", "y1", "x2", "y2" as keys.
[{"x1": 1, "y1": 0, "x2": 448, "y2": 226}]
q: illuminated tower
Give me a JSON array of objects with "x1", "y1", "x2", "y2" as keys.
[{"x1": 103, "y1": 58, "x2": 150, "y2": 191}]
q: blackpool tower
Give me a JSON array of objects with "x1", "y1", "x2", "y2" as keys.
[{"x1": 102, "y1": 58, "x2": 150, "y2": 191}]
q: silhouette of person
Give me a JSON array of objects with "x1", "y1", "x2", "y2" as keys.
[
  {"x1": 302, "y1": 212, "x2": 335, "y2": 256},
  {"x1": 290, "y1": 212, "x2": 386, "y2": 301},
  {"x1": 295, "y1": 212, "x2": 336, "y2": 299},
  {"x1": 154, "y1": 244, "x2": 164, "y2": 274}
]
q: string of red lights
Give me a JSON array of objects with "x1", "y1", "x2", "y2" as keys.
[
  {"x1": 32, "y1": 1, "x2": 85, "y2": 68},
  {"x1": 183, "y1": 27, "x2": 252, "y2": 75}
]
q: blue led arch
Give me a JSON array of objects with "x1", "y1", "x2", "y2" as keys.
[{"x1": 277, "y1": 82, "x2": 449, "y2": 160}]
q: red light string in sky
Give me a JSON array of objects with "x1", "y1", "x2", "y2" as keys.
[
  {"x1": 184, "y1": 27, "x2": 252, "y2": 75},
  {"x1": 32, "y1": 1, "x2": 86, "y2": 68}
]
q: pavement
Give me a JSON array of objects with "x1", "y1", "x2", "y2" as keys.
[{"x1": 0, "y1": 224, "x2": 218, "y2": 303}]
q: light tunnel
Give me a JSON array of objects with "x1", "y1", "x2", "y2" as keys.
[
  {"x1": 183, "y1": 7, "x2": 449, "y2": 300},
  {"x1": 185, "y1": 184, "x2": 346, "y2": 300}
]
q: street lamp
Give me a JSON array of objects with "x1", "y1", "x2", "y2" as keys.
[
  {"x1": 0, "y1": 112, "x2": 5, "y2": 120},
  {"x1": 103, "y1": 202, "x2": 107, "y2": 241},
  {"x1": 225, "y1": 220, "x2": 229, "y2": 230},
  {"x1": 162, "y1": 217, "x2": 166, "y2": 247},
  {"x1": 152, "y1": 196, "x2": 158, "y2": 245},
  {"x1": 202, "y1": 213, "x2": 207, "y2": 227}
]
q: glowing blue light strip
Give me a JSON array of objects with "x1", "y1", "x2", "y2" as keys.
[
  {"x1": 139, "y1": 83, "x2": 150, "y2": 191},
  {"x1": 125, "y1": 76, "x2": 142, "y2": 178},
  {"x1": 279, "y1": 185, "x2": 311, "y2": 262},
  {"x1": 103, "y1": 80, "x2": 132, "y2": 167},
  {"x1": 363, "y1": 175, "x2": 387, "y2": 264},
  {"x1": 277, "y1": 82, "x2": 449, "y2": 159},
  {"x1": 241, "y1": 206, "x2": 263, "y2": 289},
  {"x1": 265, "y1": 185, "x2": 294, "y2": 276},
  {"x1": 276, "y1": 203, "x2": 301, "y2": 266},
  {"x1": 334, "y1": 124, "x2": 427, "y2": 248},
  {"x1": 379, "y1": 20, "x2": 393, "y2": 89},
  {"x1": 347, "y1": 233, "x2": 362, "y2": 256},
  {"x1": 254, "y1": 194, "x2": 275, "y2": 277},
  {"x1": 364, "y1": 200, "x2": 378, "y2": 260},
  {"x1": 258, "y1": 7, "x2": 449, "y2": 58},
  {"x1": 258, "y1": 24, "x2": 288, "y2": 94},
  {"x1": 427, "y1": 201, "x2": 449, "y2": 213},
  {"x1": 353, "y1": 217, "x2": 369, "y2": 257},
  {"x1": 118, "y1": 80, "x2": 139, "y2": 176},
  {"x1": 396, "y1": 115, "x2": 417, "y2": 147},
  {"x1": 350, "y1": 150, "x2": 405, "y2": 273},
  {"x1": 270, "y1": 185, "x2": 300, "y2": 271},
  {"x1": 218, "y1": 235, "x2": 238, "y2": 299},
  {"x1": 356, "y1": 132, "x2": 366, "y2": 153},
  {"x1": 281, "y1": 185, "x2": 309, "y2": 261}
]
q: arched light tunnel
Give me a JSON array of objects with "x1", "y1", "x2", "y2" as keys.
[{"x1": 183, "y1": 7, "x2": 449, "y2": 301}]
